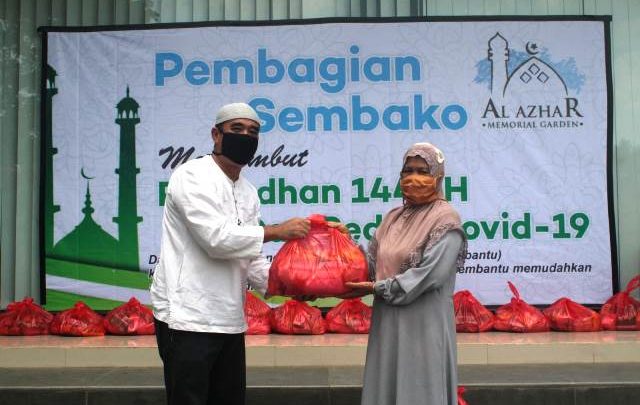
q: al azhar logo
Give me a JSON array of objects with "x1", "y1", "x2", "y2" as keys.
[{"x1": 474, "y1": 32, "x2": 586, "y2": 130}]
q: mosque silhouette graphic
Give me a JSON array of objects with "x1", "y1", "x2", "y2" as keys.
[
  {"x1": 486, "y1": 32, "x2": 569, "y2": 102},
  {"x1": 44, "y1": 65, "x2": 142, "y2": 272}
]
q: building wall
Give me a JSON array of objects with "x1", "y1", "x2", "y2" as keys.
[{"x1": 0, "y1": 0, "x2": 637, "y2": 306}]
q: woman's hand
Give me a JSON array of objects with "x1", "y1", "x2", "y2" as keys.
[{"x1": 339, "y1": 281, "x2": 375, "y2": 298}]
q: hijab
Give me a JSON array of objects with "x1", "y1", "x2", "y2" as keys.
[{"x1": 369, "y1": 142, "x2": 467, "y2": 280}]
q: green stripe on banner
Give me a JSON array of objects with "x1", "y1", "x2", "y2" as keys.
[
  {"x1": 45, "y1": 289, "x2": 126, "y2": 312},
  {"x1": 46, "y1": 257, "x2": 151, "y2": 290}
]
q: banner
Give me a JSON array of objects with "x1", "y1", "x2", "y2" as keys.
[{"x1": 43, "y1": 18, "x2": 614, "y2": 309}]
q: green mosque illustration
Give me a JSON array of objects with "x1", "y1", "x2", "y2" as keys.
[{"x1": 45, "y1": 64, "x2": 142, "y2": 271}]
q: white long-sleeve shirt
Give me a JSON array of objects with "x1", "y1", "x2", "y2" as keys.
[{"x1": 150, "y1": 155, "x2": 270, "y2": 333}]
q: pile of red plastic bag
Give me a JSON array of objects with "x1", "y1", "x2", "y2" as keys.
[
  {"x1": 0, "y1": 297, "x2": 155, "y2": 337},
  {"x1": 452, "y1": 279, "x2": 638, "y2": 333},
  {"x1": 50, "y1": 301, "x2": 106, "y2": 336},
  {"x1": 245, "y1": 297, "x2": 372, "y2": 335},
  {"x1": 104, "y1": 297, "x2": 155, "y2": 335},
  {"x1": 493, "y1": 282, "x2": 550, "y2": 333},
  {"x1": 325, "y1": 298, "x2": 372, "y2": 334},
  {"x1": 454, "y1": 290, "x2": 494, "y2": 332},
  {"x1": 270, "y1": 300, "x2": 327, "y2": 335},
  {"x1": 245, "y1": 292, "x2": 272, "y2": 335},
  {"x1": 0, "y1": 297, "x2": 53, "y2": 335},
  {"x1": 544, "y1": 297, "x2": 601, "y2": 332},
  {"x1": 2, "y1": 276, "x2": 638, "y2": 336},
  {"x1": 600, "y1": 275, "x2": 640, "y2": 331}
]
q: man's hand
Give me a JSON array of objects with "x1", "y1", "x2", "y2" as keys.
[
  {"x1": 263, "y1": 217, "x2": 310, "y2": 242},
  {"x1": 327, "y1": 221, "x2": 350, "y2": 235}
]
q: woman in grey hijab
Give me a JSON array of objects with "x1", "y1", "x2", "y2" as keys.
[{"x1": 346, "y1": 142, "x2": 467, "y2": 405}]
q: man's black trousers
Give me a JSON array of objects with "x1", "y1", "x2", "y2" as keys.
[{"x1": 155, "y1": 319, "x2": 246, "y2": 405}]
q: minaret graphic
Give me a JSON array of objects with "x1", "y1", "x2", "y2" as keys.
[
  {"x1": 44, "y1": 65, "x2": 60, "y2": 253},
  {"x1": 488, "y1": 33, "x2": 508, "y2": 98},
  {"x1": 113, "y1": 87, "x2": 142, "y2": 270}
]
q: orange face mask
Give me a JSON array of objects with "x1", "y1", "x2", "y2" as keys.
[{"x1": 400, "y1": 173, "x2": 440, "y2": 205}]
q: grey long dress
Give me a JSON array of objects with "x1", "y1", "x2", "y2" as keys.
[{"x1": 361, "y1": 230, "x2": 464, "y2": 405}]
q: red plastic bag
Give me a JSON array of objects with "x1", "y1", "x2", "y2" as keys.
[
  {"x1": 271, "y1": 300, "x2": 325, "y2": 335},
  {"x1": 0, "y1": 297, "x2": 53, "y2": 336},
  {"x1": 543, "y1": 297, "x2": 601, "y2": 332},
  {"x1": 50, "y1": 301, "x2": 105, "y2": 336},
  {"x1": 600, "y1": 275, "x2": 640, "y2": 331},
  {"x1": 494, "y1": 282, "x2": 549, "y2": 332},
  {"x1": 454, "y1": 290, "x2": 494, "y2": 332},
  {"x1": 104, "y1": 297, "x2": 155, "y2": 335},
  {"x1": 245, "y1": 291, "x2": 271, "y2": 335},
  {"x1": 457, "y1": 386, "x2": 469, "y2": 405},
  {"x1": 325, "y1": 298, "x2": 372, "y2": 334},
  {"x1": 267, "y1": 214, "x2": 368, "y2": 297}
]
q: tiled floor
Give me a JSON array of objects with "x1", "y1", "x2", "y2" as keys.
[{"x1": 0, "y1": 331, "x2": 639, "y2": 368}]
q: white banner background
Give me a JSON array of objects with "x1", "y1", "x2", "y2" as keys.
[{"x1": 47, "y1": 19, "x2": 613, "y2": 305}]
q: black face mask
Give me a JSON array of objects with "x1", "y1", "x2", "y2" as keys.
[{"x1": 215, "y1": 131, "x2": 259, "y2": 165}]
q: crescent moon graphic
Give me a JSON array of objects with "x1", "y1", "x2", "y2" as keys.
[
  {"x1": 81, "y1": 168, "x2": 95, "y2": 180},
  {"x1": 525, "y1": 42, "x2": 539, "y2": 55}
]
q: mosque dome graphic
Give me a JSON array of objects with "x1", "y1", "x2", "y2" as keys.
[
  {"x1": 52, "y1": 181, "x2": 121, "y2": 266},
  {"x1": 482, "y1": 32, "x2": 580, "y2": 103},
  {"x1": 46, "y1": 70, "x2": 142, "y2": 272}
]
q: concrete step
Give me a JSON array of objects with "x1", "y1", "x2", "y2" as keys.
[
  {"x1": 1, "y1": 364, "x2": 639, "y2": 405},
  {"x1": 2, "y1": 331, "x2": 640, "y2": 368}
]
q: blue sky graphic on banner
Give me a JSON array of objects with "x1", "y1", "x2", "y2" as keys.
[{"x1": 474, "y1": 46, "x2": 586, "y2": 94}]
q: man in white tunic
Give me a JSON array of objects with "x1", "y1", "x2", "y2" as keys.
[{"x1": 150, "y1": 103, "x2": 310, "y2": 405}]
